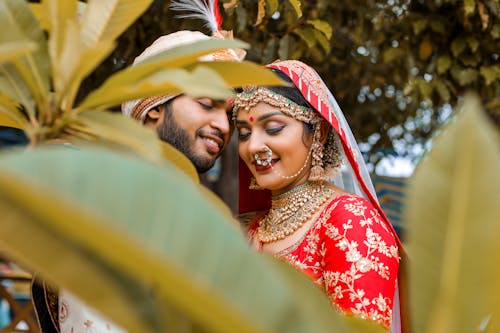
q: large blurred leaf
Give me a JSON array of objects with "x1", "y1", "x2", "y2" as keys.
[
  {"x1": 0, "y1": 64, "x2": 36, "y2": 120},
  {"x1": 406, "y1": 94, "x2": 500, "y2": 333},
  {"x1": 287, "y1": 0, "x2": 302, "y2": 18},
  {"x1": 0, "y1": 41, "x2": 37, "y2": 64},
  {"x1": 44, "y1": 0, "x2": 77, "y2": 61},
  {"x1": 53, "y1": 0, "x2": 151, "y2": 111},
  {"x1": 0, "y1": 146, "x2": 375, "y2": 333},
  {"x1": 0, "y1": 0, "x2": 50, "y2": 93},
  {"x1": 0, "y1": 92, "x2": 27, "y2": 129},
  {"x1": 77, "y1": 66, "x2": 233, "y2": 111},
  {"x1": 159, "y1": 140, "x2": 199, "y2": 183},
  {"x1": 76, "y1": 39, "x2": 251, "y2": 110},
  {"x1": 56, "y1": 18, "x2": 116, "y2": 110},
  {"x1": 79, "y1": 0, "x2": 152, "y2": 48},
  {"x1": 75, "y1": 110, "x2": 163, "y2": 164},
  {"x1": 184, "y1": 61, "x2": 285, "y2": 87}
]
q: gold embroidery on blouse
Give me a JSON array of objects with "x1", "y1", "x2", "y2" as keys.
[{"x1": 278, "y1": 195, "x2": 398, "y2": 328}]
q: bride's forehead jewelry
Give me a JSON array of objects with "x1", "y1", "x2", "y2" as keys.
[{"x1": 232, "y1": 86, "x2": 318, "y2": 124}]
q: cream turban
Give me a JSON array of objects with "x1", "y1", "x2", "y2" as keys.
[{"x1": 121, "y1": 30, "x2": 245, "y2": 122}]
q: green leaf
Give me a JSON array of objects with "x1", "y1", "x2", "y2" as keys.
[
  {"x1": 466, "y1": 36, "x2": 480, "y2": 53},
  {"x1": 262, "y1": 37, "x2": 278, "y2": 64},
  {"x1": 278, "y1": 34, "x2": 291, "y2": 60},
  {"x1": 0, "y1": 64, "x2": 36, "y2": 120},
  {"x1": 307, "y1": 20, "x2": 333, "y2": 39},
  {"x1": 492, "y1": 22, "x2": 500, "y2": 39},
  {"x1": 480, "y1": 65, "x2": 500, "y2": 85},
  {"x1": 75, "y1": 110, "x2": 164, "y2": 164},
  {"x1": 184, "y1": 61, "x2": 285, "y2": 88},
  {"x1": 0, "y1": 0, "x2": 50, "y2": 106},
  {"x1": 77, "y1": 66, "x2": 232, "y2": 111},
  {"x1": 0, "y1": 41, "x2": 37, "y2": 64},
  {"x1": 0, "y1": 170, "x2": 151, "y2": 332},
  {"x1": 45, "y1": 0, "x2": 78, "y2": 62},
  {"x1": 407, "y1": 94, "x2": 500, "y2": 333},
  {"x1": 0, "y1": 146, "x2": 369, "y2": 333},
  {"x1": 76, "y1": 38, "x2": 248, "y2": 109},
  {"x1": 314, "y1": 30, "x2": 330, "y2": 53},
  {"x1": 459, "y1": 54, "x2": 480, "y2": 67},
  {"x1": 28, "y1": 3, "x2": 49, "y2": 31},
  {"x1": 294, "y1": 27, "x2": 316, "y2": 48},
  {"x1": 79, "y1": 0, "x2": 152, "y2": 47},
  {"x1": 429, "y1": 20, "x2": 446, "y2": 35},
  {"x1": 6, "y1": 0, "x2": 50, "y2": 93},
  {"x1": 383, "y1": 48, "x2": 405, "y2": 63},
  {"x1": 56, "y1": 18, "x2": 116, "y2": 110},
  {"x1": 437, "y1": 55, "x2": 452, "y2": 74},
  {"x1": 158, "y1": 141, "x2": 199, "y2": 183},
  {"x1": 266, "y1": 0, "x2": 278, "y2": 15},
  {"x1": 418, "y1": 79, "x2": 433, "y2": 98},
  {"x1": 451, "y1": 37, "x2": 467, "y2": 57},
  {"x1": 450, "y1": 65, "x2": 478, "y2": 86},
  {"x1": 0, "y1": 0, "x2": 39, "y2": 57},
  {"x1": 287, "y1": 0, "x2": 302, "y2": 18},
  {"x1": 137, "y1": 38, "x2": 248, "y2": 68},
  {"x1": 463, "y1": 0, "x2": 476, "y2": 16},
  {"x1": 433, "y1": 79, "x2": 450, "y2": 102},
  {"x1": 0, "y1": 92, "x2": 27, "y2": 129},
  {"x1": 413, "y1": 19, "x2": 428, "y2": 35}
]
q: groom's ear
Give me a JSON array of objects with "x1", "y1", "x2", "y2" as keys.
[{"x1": 144, "y1": 106, "x2": 163, "y2": 129}]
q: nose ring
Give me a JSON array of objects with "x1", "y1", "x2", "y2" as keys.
[{"x1": 255, "y1": 146, "x2": 273, "y2": 167}]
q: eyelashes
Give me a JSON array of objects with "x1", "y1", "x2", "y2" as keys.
[
  {"x1": 197, "y1": 101, "x2": 213, "y2": 110},
  {"x1": 265, "y1": 125, "x2": 285, "y2": 135},
  {"x1": 237, "y1": 125, "x2": 285, "y2": 141}
]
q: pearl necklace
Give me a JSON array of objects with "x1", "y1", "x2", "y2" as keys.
[{"x1": 257, "y1": 182, "x2": 334, "y2": 243}]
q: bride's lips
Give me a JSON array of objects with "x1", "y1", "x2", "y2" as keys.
[{"x1": 253, "y1": 159, "x2": 278, "y2": 172}]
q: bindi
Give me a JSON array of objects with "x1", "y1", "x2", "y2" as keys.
[{"x1": 249, "y1": 116, "x2": 254, "y2": 122}]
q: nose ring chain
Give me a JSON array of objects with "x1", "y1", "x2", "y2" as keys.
[
  {"x1": 254, "y1": 146, "x2": 273, "y2": 166},
  {"x1": 254, "y1": 145, "x2": 312, "y2": 180}
]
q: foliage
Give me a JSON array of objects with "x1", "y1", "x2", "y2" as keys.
[
  {"x1": 405, "y1": 93, "x2": 500, "y2": 332},
  {"x1": 0, "y1": 145, "x2": 383, "y2": 333},
  {"x1": 0, "y1": 1, "x2": 498, "y2": 332},
  {"x1": 0, "y1": 91, "x2": 497, "y2": 333},
  {"x1": 90, "y1": 0, "x2": 499, "y2": 165},
  {"x1": 0, "y1": 0, "x2": 281, "y2": 163}
]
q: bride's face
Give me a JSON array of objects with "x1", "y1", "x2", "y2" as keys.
[{"x1": 236, "y1": 101, "x2": 314, "y2": 194}]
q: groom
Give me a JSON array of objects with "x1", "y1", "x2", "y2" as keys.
[{"x1": 31, "y1": 29, "x2": 244, "y2": 333}]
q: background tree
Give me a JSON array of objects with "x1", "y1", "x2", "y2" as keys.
[
  {"x1": 82, "y1": 0, "x2": 498, "y2": 163},
  {"x1": 70, "y1": 0, "x2": 498, "y2": 211}
]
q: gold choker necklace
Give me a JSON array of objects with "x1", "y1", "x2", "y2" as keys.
[{"x1": 257, "y1": 182, "x2": 334, "y2": 243}]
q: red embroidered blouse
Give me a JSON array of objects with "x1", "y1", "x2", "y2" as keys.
[{"x1": 248, "y1": 194, "x2": 400, "y2": 329}]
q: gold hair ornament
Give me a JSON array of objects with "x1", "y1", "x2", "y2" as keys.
[{"x1": 233, "y1": 86, "x2": 318, "y2": 124}]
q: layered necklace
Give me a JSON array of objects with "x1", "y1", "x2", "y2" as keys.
[{"x1": 257, "y1": 181, "x2": 334, "y2": 243}]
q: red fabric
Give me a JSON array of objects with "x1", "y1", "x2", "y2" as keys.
[
  {"x1": 238, "y1": 157, "x2": 270, "y2": 214},
  {"x1": 248, "y1": 194, "x2": 400, "y2": 329},
  {"x1": 212, "y1": 0, "x2": 222, "y2": 31}
]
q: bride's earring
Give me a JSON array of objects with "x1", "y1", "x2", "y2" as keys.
[
  {"x1": 249, "y1": 177, "x2": 262, "y2": 190},
  {"x1": 309, "y1": 127, "x2": 326, "y2": 182}
]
